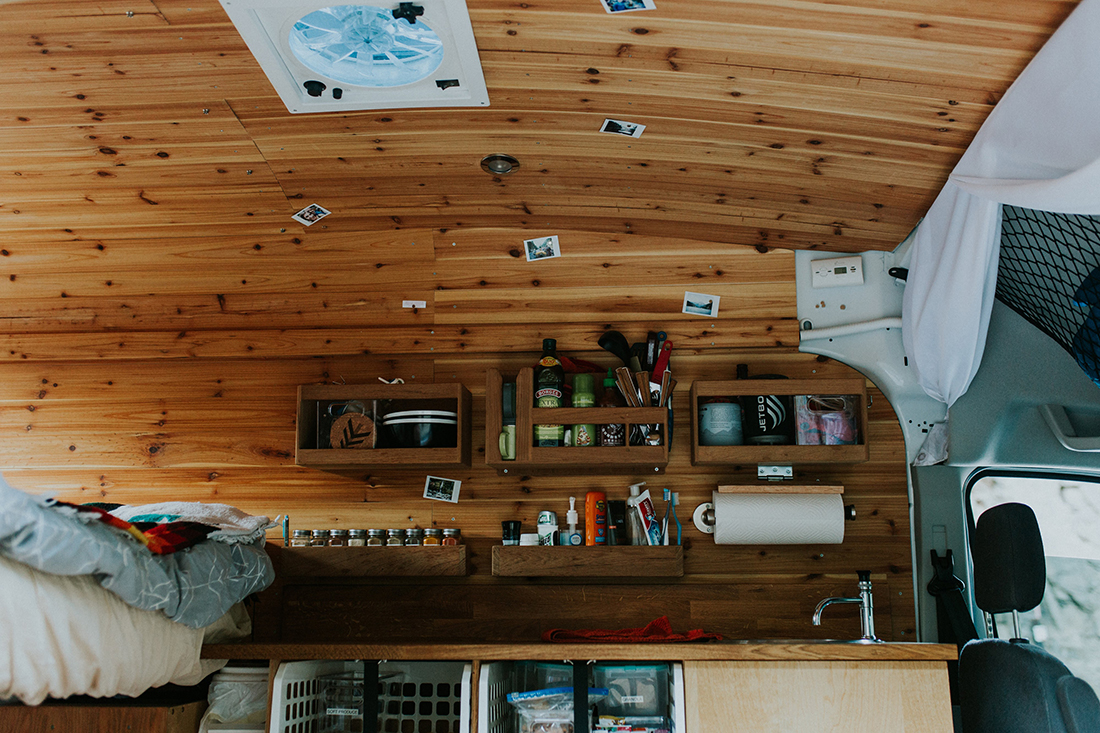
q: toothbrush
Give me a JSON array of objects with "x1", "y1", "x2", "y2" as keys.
[
  {"x1": 672, "y1": 492, "x2": 682, "y2": 545},
  {"x1": 662, "y1": 489, "x2": 672, "y2": 546}
]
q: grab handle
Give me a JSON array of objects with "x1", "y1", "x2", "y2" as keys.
[{"x1": 1039, "y1": 404, "x2": 1100, "y2": 452}]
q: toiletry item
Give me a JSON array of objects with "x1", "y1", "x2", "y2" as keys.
[
  {"x1": 607, "y1": 500, "x2": 627, "y2": 545},
  {"x1": 537, "y1": 510, "x2": 559, "y2": 546},
  {"x1": 585, "y1": 491, "x2": 608, "y2": 545},
  {"x1": 633, "y1": 489, "x2": 661, "y2": 546},
  {"x1": 662, "y1": 488, "x2": 673, "y2": 546},
  {"x1": 519, "y1": 533, "x2": 540, "y2": 546},
  {"x1": 570, "y1": 373, "x2": 597, "y2": 447},
  {"x1": 502, "y1": 520, "x2": 521, "y2": 546},
  {"x1": 672, "y1": 492, "x2": 682, "y2": 545},
  {"x1": 290, "y1": 529, "x2": 311, "y2": 547},
  {"x1": 564, "y1": 497, "x2": 582, "y2": 545},
  {"x1": 534, "y1": 338, "x2": 565, "y2": 447},
  {"x1": 626, "y1": 482, "x2": 646, "y2": 545},
  {"x1": 282, "y1": 515, "x2": 290, "y2": 546},
  {"x1": 598, "y1": 369, "x2": 626, "y2": 446}
]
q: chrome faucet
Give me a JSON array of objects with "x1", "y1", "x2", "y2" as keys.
[{"x1": 812, "y1": 571, "x2": 879, "y2": 642}]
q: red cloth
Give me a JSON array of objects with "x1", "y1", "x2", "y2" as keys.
[{"x1": 541, "y1": 616, "x2": 723, "y2": 643}]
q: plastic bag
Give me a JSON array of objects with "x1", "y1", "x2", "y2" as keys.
[
  {"x1": 507, "y1": 687, "x2": 609, "y2": 733},
  {"x1": 198, "y1": 668, "x2": 269, "y2": 733}
]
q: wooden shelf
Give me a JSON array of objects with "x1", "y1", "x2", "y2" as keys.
[
  {"x1": 276, "y1": 545, "x2": 468, "y2": 577},
  {"x1": 690, "y1": 378, "x2": 869, "y2": 465},
  {"x1": 491, "y1": 545, "x2": 683, "y2": 577},
  {"x1": 485, "y1": 368, "x2": 669, "y2": 475},
  {"x1": 296, "y1": 382, "x2": 471, "y2": 469}
]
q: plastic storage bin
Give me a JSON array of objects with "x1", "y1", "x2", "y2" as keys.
[
  {"x1": 593, "y1": 664, "x2": 669, "y2": 718},
  {"x1": 478, "y1": 661, "x2": 684, "y2": 733},
  {"x1": 272, "y1": 660, "x2": 472, "y2": 733}
]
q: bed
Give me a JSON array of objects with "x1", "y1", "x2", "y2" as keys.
[{"x1": 0, "y1": 478, "x2": 275, "y2": 705}]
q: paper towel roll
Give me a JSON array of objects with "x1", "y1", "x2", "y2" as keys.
[{"x1": 711, "y1": 492, "x2": 845, "y2": 544}]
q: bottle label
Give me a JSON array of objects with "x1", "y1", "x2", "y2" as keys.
[
  {"x1": 538, "y1": 356, "x2": 561, "y2": 367},
  {"x1": 535, "y1": 387, "x2": 562, "y2": 407},
  {"x1": 574, "y1": 425, "x2": 595, "y2": 446},
  {"x1": 600, "y1": 423, "x2": 626, "y2": 446}
]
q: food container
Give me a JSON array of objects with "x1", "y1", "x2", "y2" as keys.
[
  {"x1": 381, "y1": 416, "x2": 458, "y2": 448},
  {"x1": 593, "y1": 664, "x2": 669, "y2": 718}
]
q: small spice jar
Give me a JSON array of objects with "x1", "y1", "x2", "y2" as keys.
[
  {"x1": 347, "y1": 529, "x2": 367, "y2": 547},
  {"x1": 441, "y1": 528, "x2": 461, "y2": 546},
  {"x1": 310, "y1": 529, "x2": 328, "y2": 547},
  {"x1": 386, "y1": 529, "x2": 405, "y2": 546},
  {"x1": 405, "y1": 528, "x2": 424, "y2": 546},
  {"x1": 328, "y1": 529, "x2": 348, "y2": 546},
  {"x1": 366, "y1": 529, "x2": 385, "y2": 546},
  {"x1": 290, "y1": 529, "x2": 311, "y2": 548},
  {"x1": 422, "y1": 528, "x2": 442, "y2": 546}
]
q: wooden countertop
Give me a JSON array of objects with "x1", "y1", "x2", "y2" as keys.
[{"x1": 202, "y1": 640, "x2": 957, "y2": 663}]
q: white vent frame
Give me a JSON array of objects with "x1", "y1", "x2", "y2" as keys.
[{"x1": 219, "y1": 0, "x2": 489, "y2": 113}]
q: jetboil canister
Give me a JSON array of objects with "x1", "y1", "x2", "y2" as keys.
[{"x1": 739, "y1": 375, "x2": 795, "y2": 444}]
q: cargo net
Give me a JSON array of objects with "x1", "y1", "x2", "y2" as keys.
[{"x1": 998, "y1": 205, "x2": 1100, "y2": 386}]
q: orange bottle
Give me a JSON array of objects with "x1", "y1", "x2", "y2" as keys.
[{"x1": 585, "y1": 491, "x2": 608, "y2": 545}]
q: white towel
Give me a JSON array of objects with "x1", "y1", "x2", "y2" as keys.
[{"x1": 110, "y1": 501, "x2": 275, "y2": 545}]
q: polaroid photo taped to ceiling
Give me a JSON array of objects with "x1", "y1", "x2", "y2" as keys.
[
  {"x1": 600, "y1": 119, "x2": 646, "y2": 138},
  {"x1": 600, "y1": 0, "x2": 656, "y2": 13},
  {"x1": 292, "y1": 203, "x2": 331, "y2": 226},
  {"x1": 524, "y1": 235, "x2": 562, "y2": 262}
]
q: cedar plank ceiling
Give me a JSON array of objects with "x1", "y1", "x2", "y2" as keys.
[{"x1": 0, "y1": 0, "x2": 1078, "y2": 250}]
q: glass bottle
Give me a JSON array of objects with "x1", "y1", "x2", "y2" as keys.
[
  {"x1": 423, "y1": 528, "x2": 442, "y2": 546},
  {"x1": 328, "y1": 529, "x2": 348, "y2": 546},
  {"x1": 310, "y1": 529, "x2": 328, "y2": 547},
  {"x1": 534, "y1": 338, "x2": 565, "y2": 447},
  {"x1": 598, "y1": 368, "x2": 627, "y2": 446},
  {"x1": 386, "y1": 529, "x2": 405, "y2": 546},
  {"x1": 571, "y1": 372, "x2": 597, "y2": 447},
  {"x1": 441, "y1": 528, "x2": 461, "y2": 546},
  {"x1": 366, "y1": 529, "x2": 385, "y2": 546},
  {"x1": 347, "y1": 529, "x2": 367, "y2": 547},
  {"x1": 405, "y1": 528, "x2": 424, "y2": 546},
  {"x1": 290, "y1": 529, "x2": 311, "y2": 547}
]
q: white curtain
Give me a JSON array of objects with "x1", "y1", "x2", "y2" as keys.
[{"x1": 902, "y1": 0, "x2": 1100, "y2": 406}]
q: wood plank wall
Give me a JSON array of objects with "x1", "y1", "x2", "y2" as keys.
[{"x1": 0, "y1": 225, "x2": 914, "y2": 643}]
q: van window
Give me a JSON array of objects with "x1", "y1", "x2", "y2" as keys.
[{"x1": 969, "y1": 474, "x2": 1100, "y2": 690}]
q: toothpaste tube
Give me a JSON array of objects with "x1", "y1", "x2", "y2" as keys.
[{"x1": 634, "y1": 489, "x2": 662, "y2": 545}]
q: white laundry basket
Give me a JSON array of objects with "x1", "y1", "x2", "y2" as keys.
[{"x1": 271, "y1": 659, "x2": 471, "y2": 733}]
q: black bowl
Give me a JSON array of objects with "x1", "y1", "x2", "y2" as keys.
[{"x1": 382, "y1": 418, "x2": 458, "y2": 448}]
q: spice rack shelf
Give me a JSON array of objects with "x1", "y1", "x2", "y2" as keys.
[
  {"x1": 491, "y1": 545, "x2": 683, "y2": 577},
  {"x1": 275, "y1": 545, "x2": 469, "y2": 577},
  {"x1": 690, "y1": 378, "x2": 869, "y2": 465},
  {"x1": 295, "y1": 382, "x2": 472, "y2": 470},
  {"x1": 485, "y1": 368, "x2": 669, "y2": 475}
]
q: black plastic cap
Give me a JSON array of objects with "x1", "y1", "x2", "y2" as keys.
[{"x1": 971, "y1": 503, "x2": 1046, "y2": 614}]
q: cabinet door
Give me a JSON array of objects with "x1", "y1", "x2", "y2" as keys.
[{"x1": 683, "y1": 660, "x2": 952, "y2": 732}]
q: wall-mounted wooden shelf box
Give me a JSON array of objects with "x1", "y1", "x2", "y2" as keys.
[
  {"x1": 690, "y1": 378, "x2": 869, "y2": 465},
  {"x1": 485, "y1": 368, "x2": 669, "y2": 475},
  {"x1": 276, "y1": 545, "x2": 468, "y2": 577},
  {"x1": 296, "y1": 382, "x2": 472, "y2": 469},
  {"x1": 491, "y1": 545, "x2": 683, "y2": 577}
]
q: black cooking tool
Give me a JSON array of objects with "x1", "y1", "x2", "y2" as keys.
[
  {"x1": 645, "y1": 331, "x2": 659, "y2": 371},
  {"x1": 597, "y1": 330, "x2": 632, "y2": 366}
]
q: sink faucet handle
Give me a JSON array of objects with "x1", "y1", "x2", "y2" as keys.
[{"x1": 857, "y1": 570, "x2": 871, "y2": 584}]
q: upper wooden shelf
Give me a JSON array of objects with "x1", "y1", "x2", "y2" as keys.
[
  {"x1": 296, "y1": 382, "x2": 472, "y2": 470},
  {"x1": 485, "y1": 368, "x2": 669, "y2": 475},
  {"x1": 690, "y1": 378, "x2": 869, "y2": 465}
]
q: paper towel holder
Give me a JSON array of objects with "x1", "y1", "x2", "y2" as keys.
[{"x1": 693, "y1": 500, "x2": 856, "y2": 534}]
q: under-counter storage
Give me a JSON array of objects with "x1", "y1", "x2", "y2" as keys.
[
  {"x1": 478, "y1": 661, "x2": 685, "y2": 733},
  {"x1": 296, "y1": 382, "x2": 472, "y2": 470},
  {"x1": 485, "y1": 368, "x2": 669, "y2": 475},
  {"x1": 272, "y1": 660, "x2": 472, "y2": 733},
  {"x1": 690, "y1": 378, "x2": 869, "y2": 465},
  {"x1": 490, "y1": 546, "x2": 683, "y2": 578}
]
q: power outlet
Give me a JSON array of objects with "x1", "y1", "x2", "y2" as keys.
[{"x1": 811, "y1": 256, "x2": 864, "y2": 288}]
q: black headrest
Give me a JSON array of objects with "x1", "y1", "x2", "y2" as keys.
[{"x1": 971, "y1": 502, "x2": 1046, "y2": 614}]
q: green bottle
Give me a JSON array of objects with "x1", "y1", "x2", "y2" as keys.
[
  {"x1": 534, "y1": 338, "x2": 565, "y2": 447},
  {"x1": 571, "y1": 373, "x2": 597, "y2": 447}
]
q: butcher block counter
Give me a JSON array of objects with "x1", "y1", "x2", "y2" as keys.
[{"x1": 203, "y1": 640, "x2": 957, "y2": 732}]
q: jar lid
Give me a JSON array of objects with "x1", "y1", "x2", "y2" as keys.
[
  {"x1": 292, "y1": 529, "x2": 311, "y2": 537},
  {"x1": 424, "y1": 528, "x2": 442, "y2": 536},
  {"x1": 329, "y1": 529, "x2": 348, "y2": 536},
  {"x1": 406, "y1": 528, "x2": 424, "y2": 536},
  {"x1": 386, "y1": 528, "x2": 405, "y2": 535},
  {"x1": 442, "y1": 528, "x2": 460, "y2": 535},
  {"x1": 367, "y1": 529, "x2": 386, "y2": 536},
  {"x1": 310, "y1": 529, "x2": 328, "y2": 536},
  {"x1": 348, "y1": 529, "x2": 367, "y2": 537}
]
